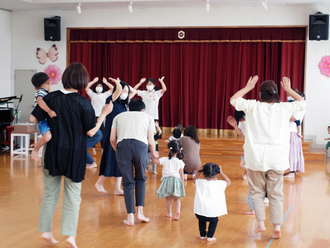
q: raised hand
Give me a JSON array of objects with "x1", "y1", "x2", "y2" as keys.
[
  {"x1": 109, "y1": 77, "x2": 120, "y2": 84},
  {"x1": 246, "y1": 75, "x2": 259, "y2": 90},
  {"x1": 159, "y1": 76, "x2": 165, "y2": 83},
  {"x1": 139, "y1": 78, "x2": 146, "y2": 84},
  {"x1": 280, "y1": 77, "x2": 291, "y2": 92},
  {"x1": 227, "y1": 116, "x2": 237, "y2": 127},
  {"x1": 102, "y1": 77, "x2": 108, "y2": 84}
]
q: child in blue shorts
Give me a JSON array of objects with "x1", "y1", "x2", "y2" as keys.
[{"x1": 30, "y1": 72, "x2": 56, "y2": 162}]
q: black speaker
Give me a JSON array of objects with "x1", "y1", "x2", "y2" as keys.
[
  {"x1": 44, "y1": 16, "x2": 61, "y2": 41},
  {"x1": 309, "y1": 12, "x2": 329, "y2": 41}
]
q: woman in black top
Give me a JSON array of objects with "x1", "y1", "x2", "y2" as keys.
[{"x1": 31, "y1": 63, "x2": 113, "y2": 248}]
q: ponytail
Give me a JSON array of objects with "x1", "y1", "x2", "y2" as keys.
[{"x1": 167, "y1": 140, "x2": 184, "y2": 160}]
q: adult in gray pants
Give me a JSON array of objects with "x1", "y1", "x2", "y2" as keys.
[{"x1": 110, "y1": 98, "x2": 159, "y2": 226}]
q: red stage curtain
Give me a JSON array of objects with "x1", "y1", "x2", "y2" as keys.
[{"x1": 69, "y1": 27, "x2": 306, "y2": 130}]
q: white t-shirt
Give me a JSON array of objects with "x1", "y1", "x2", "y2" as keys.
[
  {"x1": 194, "y1": 179, "x2": 228, "y2": 218},
  {"x1": 112, "y1": 111, "x2": 155, "y2": 145},
  {"x1": 159, "y1": 157, "x2": 185, "y2": 179},
  {"x1": 87, "y1": 90, "x2": 112, "y2": 116},
  {"x1": 231, "y1": 97, "x2": 307, "y2": 172},
  {"x1": 137, "y1": 90, "x2": 163, "y2": 119},
  {"x1": 238, "y1": 121, "x2": 245, "y2": 135}
]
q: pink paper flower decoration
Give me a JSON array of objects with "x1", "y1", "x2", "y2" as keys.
[
  {"x1": 44, "y1": 65, "x2": 62, "y2": 85},
  {"x1": 318, "y1": 55, "x2": 330, "y2": 78}
]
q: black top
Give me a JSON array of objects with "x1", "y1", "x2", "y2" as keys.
[{"x1": 32, "y1": 90, "x2": 96, "y2": 182}]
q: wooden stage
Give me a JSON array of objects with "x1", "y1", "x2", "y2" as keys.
[{"x1": 1, "y1": 136, "x2": 329, "y2": 248}]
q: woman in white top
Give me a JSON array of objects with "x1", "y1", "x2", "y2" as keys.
[
  {"x1": 134, "y1": 77, "x2": 167, "y2": 120},
  {"x1": 85, "y1": 77, "x2": 114, "y2": 155},
  {"x1": 193, "y1": 163, "x2": 231, "y2": 242},
  {"x1": 230, "y1": 76, "x2": 306, "y2": 239}
]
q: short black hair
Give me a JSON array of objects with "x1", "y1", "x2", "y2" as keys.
[
  {"x1": 62, "y1": 62, "x2": 89, "y2": 90},
  {"x1": 146, "y1": 78, "x2": 160, "y2": 91},
  {"x1": 129, "y1": 98, "x2": 146, "y2": 111},
  {"x1": 234, "y1": 110, "x2": 245, "y2": 125},
  {"x1": 93, "y1": 82, "x2": 107, "y2": 93},
  {"x1": 31, "y1": 72, "x2": 49, "y2": 88},
  {"x1": 173, "y1": 128, "x2": 182, "y2": 139}
]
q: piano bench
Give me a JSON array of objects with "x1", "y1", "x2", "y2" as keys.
[{"x1": 10, "y1": 131, "x2": 38, "y2": 156}]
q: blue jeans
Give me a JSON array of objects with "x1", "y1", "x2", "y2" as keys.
[{"x1": 86, "y1": 129, "x2": 103, "y2": 164}]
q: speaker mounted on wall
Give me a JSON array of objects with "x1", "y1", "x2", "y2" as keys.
[
  {"x1": 44, "y1": 16, "x2": 61, "y2": 41},
  {"x1": 309, "y1": 12, "x2": 329, "y2": 41}
]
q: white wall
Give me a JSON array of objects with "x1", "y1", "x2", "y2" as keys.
[
  {"x1": 0, "y1": 9, "x2": 11, "y2": 98},
  {"x1": 10, "y1": 5, "x2": 330, "y2": 145}
]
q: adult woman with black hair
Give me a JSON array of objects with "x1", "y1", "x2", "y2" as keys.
[
  {"x1": 180, "y1": 125, "x2": 202, "y2": 180},
  {"x1": 95, "y1": 78, "x2": 142, "y2": 195},
  {"x1": 31, "y1": 63, "x2": 113, "y2": 248}
]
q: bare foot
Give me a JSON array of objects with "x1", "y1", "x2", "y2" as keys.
[
  {"x1": 166, "y1": 214, "x2": 172, "y2": 218},
  {"x1": 174, "y1": 212, "x2": 180, "y2": 220},
  {"x1": 95, "y1": 183, "x2": 107, "y2": 193},
  {"x1": 152, "y1": 171, "x2": 158, "y2": 174},
  {"x1": 207, "y1": 237, "x2": 217, "y2": 242},
  {"x1": 272, "y1": 225, "x2": 281, "y2": 239},
  {"x1": 114, "y1": 189, "x2": 124, "y2": 196},
  {"x1": 200, "y1": 236, "x2": 206, "y2": 240},
  {"x1": 244, "y1": 210, "x2": 255, "y2": 215},
  {"x1": 136, "y1": 214, "x2": 150, "y2": 223},
  {"x1": 86, "y1": 162, "x2": 97, "y2": 168},
  {"x1": 92, "y1": 148, "x2": 96, "y2": 155},
  {"x1": 254, "y1": 221, "x2": 266, "y2": 233},
  {"x1": 41, "y1": 232, "x2": 59, "y2": 245},
  {"x1": 123, "y1": 219, "x2": 134, "y2": 226},
  {"x1": 67, "y1": 236, "x2": 78, "y2": 248},
  {"x1": 31, "y1": 149, "x2": 40, "y2": 162},
  {"x1": 37, "y1": 159, "x2": 42, "y2": 167}
]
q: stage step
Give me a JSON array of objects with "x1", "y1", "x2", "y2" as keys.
[{"x1": 158, "y1": 136, "x2": 325, "y2": 162}]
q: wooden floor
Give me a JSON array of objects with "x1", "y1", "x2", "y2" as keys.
[{"x1": 1, "y1": 142, "x2": 330, "y2": 248}]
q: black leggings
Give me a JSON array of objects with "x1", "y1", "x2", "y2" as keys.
[{"x1": 195, "y1": 214, "x2": 219, "y2": 238}]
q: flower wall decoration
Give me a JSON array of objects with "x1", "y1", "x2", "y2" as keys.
[
  {"x1": 318, "y1": 55, "x2": 330, "y2": 78},
  {"x1": 44, "y1": 65, "x2": 62, "y2": 85}
]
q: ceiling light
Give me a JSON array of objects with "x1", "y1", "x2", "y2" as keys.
[
  {"x1": 128, "y1": 2, "x2": 133, "y2": 13},
  {"x1": 206, "y1": 0, "x2": 210, "y2": 12},
  {"x1": 77, "y1": 3, "x2": 81, "y2": 14},
  {"x1": 261, "y1": 0, "x2": 268, "y2": 11}
]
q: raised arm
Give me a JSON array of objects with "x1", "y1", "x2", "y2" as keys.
[
  {"x1": 85, "y1": 77, "x2": 99, "y2": 93},
  {"x1": 128, "y1": 85, "x2": 137, "y2": 100},
  {"x1": 230, "y1": 75, "x2": 259, "y2": 101},
  {"x1": 103, "y1": 77, "x2": 114, "y2": 92},
  {"x1": 219, "y1": 169, "x2": 231, "y2": 187},
  {"x1": 193, "y1": 169, "x2": 203, "y2": 184},
  {"x1": 109, "y1": 77, "x2": 122, "y2": 102},
  {"x1": 281, "y1": 77, "x2": 304, "y2": 102},
  {"x1": 87, "y1": 102, "x2": 113, "y2": 137},
  {"x1": 133, "y1": 77, "x2": 146, "y2": 90},
  {"x1": 159, "y1": 76, "x2": 167, "y2": 94},
  {"x1": 227, "y1": 116, "x2": 243, "y2": 137}
]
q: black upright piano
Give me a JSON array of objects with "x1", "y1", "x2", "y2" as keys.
[{"x1": 0, "y1": 96, "x2": 17, "y2": 147}]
